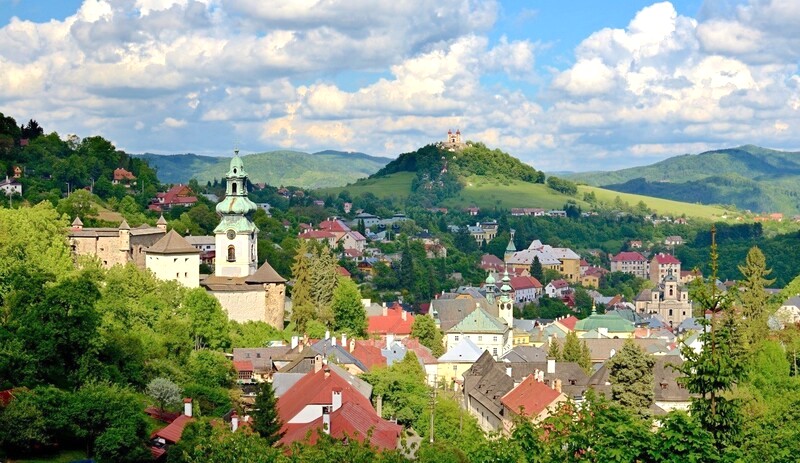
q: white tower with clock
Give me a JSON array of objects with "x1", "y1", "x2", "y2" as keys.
[{"x1": 214, "y1": 150, "x2": 259, "y2": 277}]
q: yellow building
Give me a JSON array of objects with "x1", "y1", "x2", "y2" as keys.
[{"x1": 436, "y1": 338, "x2": 485, "y2": 389}]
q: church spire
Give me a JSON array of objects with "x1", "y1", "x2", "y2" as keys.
[{"x1": 213, "y1": 149, "x2": 259, "y2": 277}]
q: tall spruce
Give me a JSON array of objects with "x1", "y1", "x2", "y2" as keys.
[
  {"x1": 290, "y1": 239, "x2": 315, "y2": 332},
  {"x1": 547, "y1": 338, "x2": 562, "y2": 361},
  {"x1": 677, "y1": 226, "x2": 746, "y2": 453},
  {"x1": 310, "y1": 245, "x2": 337, "y2": 325},
  {"x1": 400, "y1": 242, "x2": 415, "y2": 291},
  {"x1": 607, "y1": 339, "x2": 655, "y2": 418},
  {"x1": 252, "y1": 381, "x2": 283, "y2": 445},
  {"x1": 737, "y1": 246, "x2": 775, "y2": 348},
  {"x1": 530, "y1": 256, "x2": 544, "y2": 282}
]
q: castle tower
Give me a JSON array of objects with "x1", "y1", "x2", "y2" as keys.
[
  {"x1": 498, "y1": 267, "x2": 514, "y2": 327},
  {"x1": 214, "y1": 150, "x2": 259, "y2": 277}
]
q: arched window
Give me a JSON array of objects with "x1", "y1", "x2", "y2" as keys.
[
  {"x1": 232, "y1": 182, "x2": 237, "y2": 194},
  {"x1": 227, "y1": 245, "x2": 235, "y2": 262}
]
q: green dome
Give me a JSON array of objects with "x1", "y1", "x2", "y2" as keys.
[
  {"x1": 485, "y1": 273, "x2": 496, "y2": 285},
  {"x1": 216, "y1": 195, "x2": 257, "y2": 215},
  {"x1": 227, "y1": 152, "x2": 248, "y2": 178}
]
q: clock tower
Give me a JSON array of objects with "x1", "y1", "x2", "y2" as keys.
[{"x1": 214, "y1": 150, "x2": 259, "y2": 277}]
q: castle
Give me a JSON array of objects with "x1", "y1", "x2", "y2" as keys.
[{"x1": 441, "y1": 129, "x2": 467, "y2": 151}]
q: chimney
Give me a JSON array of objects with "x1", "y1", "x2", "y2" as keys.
[
  {"x1": 325, "y1": 330, "x2": 330, "y2": 340},
  {"x1": 554, "y1": 379, "x2": 562, "y2": 393},
  {"x1": 349, "y1": 339, "x2": 355, "y2": 353},
  {"x1": 183, "y1": 398, "x2": 193, "y2": 417},
  {"x1": 342, "y1": 333, "x2": 347, "y2": 348},
  {"x1": 538, "y1": 370, "x2": 544, "y2": 382},
  {"x1": 331, "y1": 388, "x2": 342, "y2": 412},
  {"x1": 382, "y1": 303, "x2": 388, "y2": 316},
  {"x1": 533, "y1": 368, "x2": 539, "y2": 380},
  {"x1": 291, "y1": 335, "x2": 299, "y2": 349},
  {"x1": 231, "y1": 411, "x2": 239, "y2": 432},
  {"x1": 322, "y1": 406, "x2": 332, "y2": 434},
  {"x1": 401, "y1": 310, "x2": 407, "y2": 321},
  {"x1": 332, "y1": 336, "x2": 337, "y2": 347},
  {"x1": 376, "y1": 395, "x2": 383, "y2": 418},
  {"x1": 547, "y1": 358, "x2": 555, "y2": 374},
  {"x1": 506, "y1": 366, "x2": 513, "y2": 378},
  {"x1": 314, "y1": 354, "x2": 323, "y2": 373},
  {"x1": 386, "y1": 333, "x2": 395, "y2": 349},
  {"x1": 324, "y1": 366, "x2": 331, "y2": 379}
]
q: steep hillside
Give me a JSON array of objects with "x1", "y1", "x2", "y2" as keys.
[
  {"x1": 135, "y1": 150, "x2": 389, "y2": 188},
  {"x1": 566, "y1": 145, "x2": 800, "y2": 214}
]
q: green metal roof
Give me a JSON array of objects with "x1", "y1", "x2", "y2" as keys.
[
  {"x1": 575, "y1": 313, "x2": 635, "y2": 333},
  {"x1": 447, "y1": 306, "x2": 508, "y2": 334}
]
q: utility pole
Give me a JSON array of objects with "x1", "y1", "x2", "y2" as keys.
[{"x1": 429, "y1": 383, "x2": 436, "y2": 443}]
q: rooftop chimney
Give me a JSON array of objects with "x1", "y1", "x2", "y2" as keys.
[
  {"x1": 325, "y1": 330, "x2": 330, "y2": 340},
  {"x1": 382, "y1": 304, "x2": 388, "y2": 316},
  {"x1": 331, "y1": 388, "x2": 342, "y2": 412},
  {"x1": 401, "y1": 310, "x2": 407, "y2": 321},
  {"x1": 376, "y1": 395, "x2": 383, "y2": 418},
  {"x1": 322, "y1": 406, "x2": 332, "y2": 434},
  {"x1": 342, "y1": 333, "x2": 348, "y2": 349},
  {"x1": 291, "y1": 335, "x2": 299, "y2": 350},
  {"x1": 547, "y1": 358, "x2": 555, "y2": 374},
  {"x1": 554, "y1": 379, "x2": 562, "y2": 393},
  {"x1": 231, "y1": 411, "x2": 239, "y2": 432},
  {"x1": 506, "y1": 366, "x2": 513, "y2": 378},
  {"x1": 349, "y1": 339, "x2": 356, "y2": 353},
  {"x1": 324, "y1": 366, "x2": 331, "y2": 379},
  {"x1": 332, "y1": 336, "x2": 337, "y2": 347},
  {"x1": 386, "y1": 333, "x2": 395, "y2": 349},
  {"x1": 183, "y1": 398, "x2": 193, "y2": 417},
  {"x1": 314, "y1": 354, "x2": 323, "y2": 373}
]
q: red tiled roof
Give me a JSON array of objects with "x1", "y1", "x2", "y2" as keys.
[
  {"x1": 280, "y1": 402, "x2": 401, "y2": 450},
  {"x1": 113, "y1": 167, "x2": 137, "y2": 181},
  {"x1": 653, "y1": 253, "x2": 680, "y2": 265},
  {"x1": 233, "y1": 360, "x2": 253, "y2": 372},
  {"x1": 548, "y1": 279, "x2": 569, "y2": 289},
  {"x1": 319, "y1": 219, "x2": 350, "y2": 233},
  {"x1": 367, "y1": 304, "x2": 415, "y2": 336},
  {"x1": 277, "y1": 367, "x2": 374, "y2": 424},
  {"x1": 501, "y1": 375, "x2": 562, "y2": 417},
  {"x1": 153, "y1": 414, "x2": 193, "y2": 444},
  {"x1": 480, "y1": 254, "x2": 504, "y2": 270},
  {"x1": 348, "y1": 231, "x2": 366, "y2": 241},
  {"x1": 580, "y1": 259, "x2": 589, "y2": 266},
  {"x1": 299, "y1": 230, "x2": 336, "y2": 239},
  {"x1": 400, "y1": 338, "x2": 438, "y2": 364},
  {"x1": 350, "y1": 341, "x2": 387, "y2": 370},
  {"x1": 510, "y1": 276, "x2": 543, "y2": 290},
  {"x1": 337, "y1": 266, "x2": 351, "y2": 277},
  {"x1": 611, "y1": 251, "x2": 646, "y2": 262},
  {"x1": 0, "y1": 389, "x2": 16, "y2": 406},
  {"x1": 344, "y1": 248, "x2": 363, "y2": 257},
  {"x1": 556, "y1": 316, "x2": 579, "y2": 331},
  {"x1": 156, "y1": 184, "x2": 197, "y2": 206}
]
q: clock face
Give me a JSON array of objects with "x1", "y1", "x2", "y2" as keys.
[{"x1": 227, "y1": 229, "x2": 236, "y2": 240}]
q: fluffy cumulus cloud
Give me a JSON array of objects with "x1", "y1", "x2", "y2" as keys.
[{"x1": 0, "y1": 0, "x2": 798, "y2": 171}]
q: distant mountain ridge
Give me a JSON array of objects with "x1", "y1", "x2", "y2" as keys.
[
  {"x1": 134, "y1": 150, "x2": 389, "y2": 189},
  {"x1": 565, "y1": 145, "x2": 800, "y2": 214}
]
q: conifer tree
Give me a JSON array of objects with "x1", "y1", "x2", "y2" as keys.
[
  {"x1": 310, "y1": 245, "x2": 337, "y2": 325},
  {"x1": 411, "y1": 315, "x2": 444, "y2": 357},
  {"x1": 562, "y1": 331, "x2": 582, "y2": 362},
  {"x1": 252, "y1": 381, "x2": 283, "y2": 445},
  {"x1": 737, "y1": 246, "x2": 775, "y2": 347},
  {"x1": 290, "y1": 239, "x2": 315, "y2": 332},
  {"x1": 579, "y1": 340, "x2": 592, "y2": 373},
  {"x1": 607, "y1": 339, "x2": 655, "y2": 418},
  {"x1": 400, "y1": 241, "x2": 415, "y2": 291},
  {"x1": 530, "y1": 256, "x2": 544, "y2": 282},
  {"x1": 547, "y1": 338, "x2": 562, "y2": 361}
]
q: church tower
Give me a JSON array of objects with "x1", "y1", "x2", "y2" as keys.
[
  {"x1": 214, "y1": 150, "x2": 259, "y2": 277},
  {"x1": 504, "y1": 229, "x2": 517, "y2": 262},
  {"x1": 498, "y1": 267, "x2": 514, "y2": 327}
]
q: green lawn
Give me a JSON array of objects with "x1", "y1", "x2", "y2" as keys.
[
  {"x1": 580, "y1": 185, "x2": 734, "y2": 220},
  {"x1": 443, "y1": 177, "x2": 571, "y2": 210},
  {"x1": 10, "y1": 449, "x2": 88, "y2": 463},
  {"x1": 317, "y1": 172, "x2": 414, "y2": 199}
]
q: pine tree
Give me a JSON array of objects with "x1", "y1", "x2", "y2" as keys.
[
  {"x1": 530, "y1": 256, "x2": 544, "y2": 282},
  {"x1": 677, "y1": 226, "x2": 746, "y2": 452},
  {"x1": 607, "y1": 339, "x2": 655, "y2": 418},
  {"x1": 400, "y1": 242, "x2": 415, "y2": 291},
  {"x1": 331, "y1": 277, "x2": 367, "y2": 336},
  {"x1": 737, "y1": 246, "x2": 775, "y2": 348},
  {"x1": 252, "y1": 381, "x2": 283, "y2": 445},
  {"x1": 579, "y1": 340, "x2": 592, "y2": 373},
  {"x1": 310, "y1": 245, "x2": 337, "y2": 325},
  {"x1": 562, "y1": 331, "x2": 582, "y2": 363},
  {"x1": 547, "y1": 338, "x2": 562, "y2": 361},
  {"x1": 290, "y1": 239, "x2": 315, "y2": 332}
]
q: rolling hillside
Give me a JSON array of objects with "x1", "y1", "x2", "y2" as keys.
[
  {"x1": 565, "y1": 145, "x2": 800, "y2": 214},
  {"x1": 135, "y1": 150, "x2": 389, "y2": 189}
]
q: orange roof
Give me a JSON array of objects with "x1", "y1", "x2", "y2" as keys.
[
  {"x1": 350, "y1": 341, "x2": 387, "y2": 370},
  {"x1": 556, "y1": 316, "x2": 579, "y2": 331},
  {"x1": 280, "y1": 402, "x2": 401, "y2": 450},
  {"x1": 277, "y1": 367, "x2": 374, "y2": 424},
  {"x1": 510, "y1": 275, "x2": 542, "y2": 290},
  {"x1": 233, "y1": 360, "x2": 253, "y2": 372},
  {"x1": 319, "y1": 219, "x2": 350, "y2": 233},
  {"x1": 501, "y1": 375, "x2": 561, "y2": 417},
  {"x1": 153, "y1": 414, "x2": 193, "y2": 444},
  {"x1": 113, "y1": 167, "x2": 137, "y2": 181},
  {"x1": 367, "y1": 304, "x2": 415, "y2": 336}
]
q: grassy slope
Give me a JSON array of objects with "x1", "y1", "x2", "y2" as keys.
[{"x1": 319, "y1": 173, "x2": 731, "y2": 219}]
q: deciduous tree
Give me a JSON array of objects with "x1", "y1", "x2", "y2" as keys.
[
  {"x1": 411, "y1": 315, "x2": 444, "y2": 357},
  {"x1": 147, "y1": 377, "x2": 182, "y2": 413},
  {"x1": 331, "y1": 277, "x2": 367, "y2": 336}
]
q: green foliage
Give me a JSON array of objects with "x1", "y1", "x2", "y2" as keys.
[
  {"x1": 650, "y1": 412, "x2": 719, "y2": 463},
  {"x1": 607, "y1": 339, "x2": 655, "y2": 417},
  {"x1": 57, "y1": 189, "x2": 99, "y2": 221},
  {"x1": 737, "y1": 246, "x2": 774, "y2": 347},
  {"x1": 547, "y1": 339, "x2": 561, "y2": 361},
  {"x1": 331, "y1": 277, "x2": 367, "y2": 336},
  {"x1": 310, "y1": 245, "x2": 338, "y2": 324},
  {"x1": 411, "y1": 315, "x2": 444, "y2": 357},
  {"x1": 414, "y1": 395, "x2": 486, "y2": 460},
  {"x1": 252, "y1": 381, "x2": 283, "y2": 445},
  {"x1": 186, "y1": 349, "x2": 235, "y2": 389},
  {"x1": 181, "y1": 384, "x2": 232, "y2": 417},
  {"x1": 360, "y1": 352, "x2": 428, "y2": 426},
  {"x1": 546, "y1": 176, "x2": 578, "y2": 195},
  {"x1": 168, "y1": 420, "x2": 286, "y2": 463},
  {"x1": 229, "y1": 320, "x2": 285, "y2": 348},
  {"x1": 290, "y1": 239, "x2": 316, "y2": 332},
  {"x1": 530, "y1": 255, "x2": 543, "y2": 282},
  {"x1": 182, "y1": 288, "x2": 231, "y2": 350},
  {"x1": 147, "y1": 377, "x2": 182, "y2": 412}
]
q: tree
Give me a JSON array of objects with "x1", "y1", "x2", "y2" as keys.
[
  {"x1": 411, "y1": 315, "x2": 444, "y2": 357},
  {"x1": 650, "y1": 412, "x2": 718, "y2": 463},
  {"x1": 607, "y1": 339, "x2": 655, "y2": 417},
  {"x1": 360, "y1": 352, "x2": 428, "y2": 426},
  {"x1": 547, "y1": 338, "x2": 561, "y2": 361},
  {"x1": 187, "y1": 350, "x2": 235, "y2": 388},
  {"x1": 310, "y1": 245, "x2": 337, "y2": 324},
  {"x1": 399, "y1": 241, "x2": 415, "y2": 291},
  {"x1": 57, "y1": 189, "x2": 98, "y2": 222},
  {"x1": 168, "y1": 420, "x2": 286, "y2": 463},
  {"x1": 252, "y1": 381, "x2": 283, "y2": 445},
  {"x1": 737, "y1": 246, "x2": 775, "y2": 347},
  {"x1": 331, "y1": 277, "x2": 367, "y2": 336},
  {"x1": 290, "y1": 239, "x2": 315, "y2": 332},
  {"x1": 530, "y1": 255, "x2": 543, "y2": 282},
  {"x1": 147, "y1": 377, "x2": 182, "y2": 413},
  {"x1": 182, "y1": 288, "x2": 230, "y2": 350}
]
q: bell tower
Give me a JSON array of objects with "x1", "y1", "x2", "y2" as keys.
[
  {"x1": 498, "y1": 267, "x2": 514, "y2": 327},
  {"x1": 214, "y1": 150, "x2": 259, "y2": 277}
]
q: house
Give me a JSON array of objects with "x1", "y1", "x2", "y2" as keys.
[
  {"x1": 580, "y1": 267, "x2": 607, "y2": 288},
  {"x1": 545, "y1": 279, "x2": 570, "y2": 298},
  {"x1": 574, "y1": 310, "x2": 635, "y2": 339},
  {"x1": 506, "y1": 240, "x2": 581, "y2": 283},
  {"x1": 144, "y1": 229, "x2": 201, "y2": 288},
  {"x1": 629, "y1": 240, "x2": 643, "y2": 249},
  {"x1": 437, "y1": 338, "x2": 485, "y2": 388},
  {"x1": 353, "y1": 212, "x2": 380, "y2": 228},
  {"x1": 510, "y1": 275, "x2": 542, "y2": 304},
  {"x1": 581, "y1": 338, "x2": 668, "y2": 364},
  {"x1": 234, "y1": 360, "x2": 254, "y2": 383},
  {"x1": 664, "y1": 235, "x2": 684, "y2": 246},
  {"x1": 149, "y1": 184, "x2": 197, "y2": 211},
  {"x1": 112, "y1": 167, "x2": 137, "y2": 186},
  {"x1": 0, "y1": 176, "x2": 22, "y2": 196},
  {"x1": 466, "y1": 206, "x2": 480, "y2": 216},
  {"x1": 500, "y1": 374, "x2": 566, "y2": 433},
  {"x1": 462, "y1": 352, "x2": 515, "y2": 432},
  {"x1": 232, "y1": 346, "x2": 292, "y2": 382},
  {"x1": 367, "y1": 303, "x2": 415, "y2": 338},
  {"x1": 635, "y1": 271, "x2": 692, "y2": 329},
  {"x1": 510, "y1": 208, "x2": 545, "y2": 217},
  {"x1": 610, "y1": 251, "x2": 649, "y2": 280},
  {"x1": 771, "y1": 296, "x2": 800, "y2": 329},
  {"x1": 13, "y1": 166, "x2": 22, "y2": 178},
  {"x1": 69, "y1": 216, "x2": 167, "y2": 269},
  {"x1": 445, "y1": 306, "x2": 512, "y2": 360},
  {"x1": 650, "y1": 253, "x2": 681, "y2": 284},
  {"x1": 150, "y1": 399, "x2": 194, "y2": 459},
  {"x1": 588, "y1": 356, "x2": 690, "y2": 413},
  {"x1": 298, "y1": 230, "x2": 338, "y2": 248}
]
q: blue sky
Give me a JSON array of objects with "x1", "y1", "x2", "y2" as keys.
[{"x1": 0, "y1": 0, "x2": 797, "y2": 171}]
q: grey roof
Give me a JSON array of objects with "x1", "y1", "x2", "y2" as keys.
[
  {"x1": 505, "y1": 361, "x2": 589, "y2": 397},
  {"x1": 271, "y1": 373, "x2": 305, "y2": 397},
  {"x1": 185, "y1": 235, "x2": 215, "y2": 246},
  {"x1": 382, "y1": 343, "x2": 408, "y2": 366},
  {"x1": 233, "y1": 346, "x2": 291, "y2": 371},
  {"x1": 676, "y1": 317, "x2": 704, "y2": 333},
  {"x1": 438, "y1": 338, "x2": 484, "y2": 363},
  {"x1": 583, "y1": 338, "x2": 668, "y2": 362},
  {"x1": 431, "y1": 297, "x2": 494, "y2": 332},
  {"x1": 588, "y1": 357, "x2": 690, "y2": 404},
  {"x1": 146, "y1": 229, "x2": 199, "y2": 254},
  {"x1": 327, "y1": 363, "x2": 372, "y2": 400},
  {"x1": 311, "y1": 339, "x2": 368, "y2": 372},
  {"x1": 501, "y1": 346, "x2": 548, "y2": 363},
  {"x1": 781, "y1": 296, "x2": 800, "y2": 308},
  {"x1": 512, "y1": 319, "x2": 536, "y2": 332},
  {"x1": 465, "y1": 358, "x2": 514, "y2": 418},
  {"x1": 245, "y1": 261, "x2": 286, "y2": 284}
]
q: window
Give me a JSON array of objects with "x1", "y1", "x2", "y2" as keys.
[
  {"x1": 227, "y1": 245, "x2": 236, "y2": 262},
  {"x1": 478, "y1": 336, "x2": 483, "y2": 342},
  {"x1": 492, "y1": 348, "x2": 498, "y2": 357},
  {"x1": 454, "y1": 335, "x2": 459, "y2": 342},
  {"x1": 232, "y1": 182, "x2": 237, "y2": 194},
  {"x1": 669, "y1": 309, "x2": 673, "y2": 316},
  {"x1": 493, "y1": 336, "x2": 498, "y2": 342}
]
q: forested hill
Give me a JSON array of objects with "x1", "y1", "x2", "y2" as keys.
[
  {"x1": 136, "y1": 150, "x2": 389, "y2": 188},
  {"x1": 565, "y1": 145, "x2": 800, "y2": 214},
  {"x1": 374, "y1": 142, "x2": 545, "y2": 183}
]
